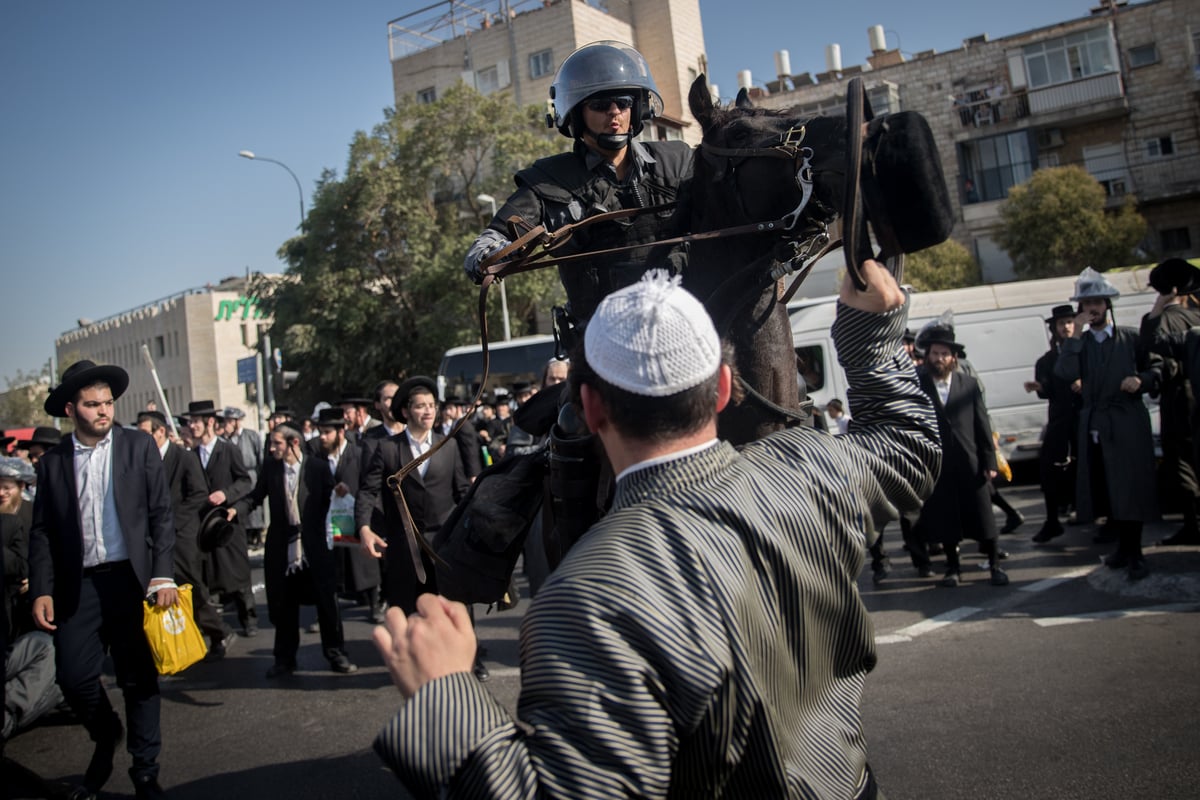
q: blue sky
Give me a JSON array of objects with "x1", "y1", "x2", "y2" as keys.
[{"x1": 1, "y1": 0, "x2": 1095, "y2": 386}]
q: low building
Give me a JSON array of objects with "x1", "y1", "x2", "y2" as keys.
[{"x1": 55, "y1": 276, "x2": 279, "y2": 429}]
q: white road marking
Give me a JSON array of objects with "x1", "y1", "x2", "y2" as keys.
[
  {"x1": 876, "y1": 606, "x2": 983, "y2": 645},
  {"x1": 1032, "y1": 602, "x2": 1200, "y2": 627},
  {"x1": 1019, "y1": 565, "x2": 1097, "y2": 594}
]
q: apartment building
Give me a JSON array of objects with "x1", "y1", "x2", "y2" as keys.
[{"x1": 387, "y1": 0, "x2": 709, "y2": 145}]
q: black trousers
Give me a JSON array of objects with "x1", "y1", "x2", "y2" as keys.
[
  {"x1": 264, "y1": 537, "x2": 345, "y2": 666},
  {"x1": 54, "y1": 560, "x2": 161, "y2": 780},
  {"x1": 383, "y1": 542, "x2": 436, "y2": 616},
  {"x1": 173, "y1": 534, "x2": 230, "y2": 644}
]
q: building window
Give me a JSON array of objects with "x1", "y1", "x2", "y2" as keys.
[
  {"x1": 1128, "y1": 43, "x2": 1158, "y2": 68},
  {"x1": 959, "y1": 131, "x2": 1034, "y2": 203},
  {"x1": 416, "y1": 87, "x2": 436, "y2": 104},
  {"x1": 1146, "y1": 136, "x2": 1174, "y2": 158},
  {"x1": 477, "y1": 66, "x2": 499, "y2": 94},
  {"x1": 155, "y1": 335, "x2": 165, "y2": 358},
  {"x1": 1162, "y1": 227, "x2": 1192, "y2": 252},
  {"x1": 1022, "y1": 26, "x2": 1116, "y2": 89},
  {"x1": 529, "y1": 49, "x2": 553, "y2": 79}
]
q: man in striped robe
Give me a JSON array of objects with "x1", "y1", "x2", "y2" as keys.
[{"x1": 372, "y1": 260, "x2": 939, "y2": 799}]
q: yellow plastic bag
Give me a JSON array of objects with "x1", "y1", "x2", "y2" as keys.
[
  {"x1": 142, "y1": 584, "x2": 207, "y2": 675},
  {"x1": 993, "y1": 432, "x2": 1012, "y2": 482}
]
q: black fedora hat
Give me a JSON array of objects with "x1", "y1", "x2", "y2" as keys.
[
  {"x1": 198, "y1": 506, "x2": 236, "y2": 553},
  {"x1": 270, "y1": 406, "x2": 295, "y2": 420},
  {"x1": 842, "y1": 78, "x2": 954, "y2": 290},
  {"x1": 44, "y1": 361, "x2": 129, "y2": 418},
  {"x1": 1045, "y1": 304, "x2": 1076, "y2": 324},
  {"x1": 17, "y1": 426, "x2": 64, "y2": 449},
  {"x1": 391, "y1": 376, "x2": 438, "y2": 417},
  {"x1": 316, "y1": 407, "x2": 347, "y2": 427},
  {"x1": 916, "y1": 323, "x2": 965, "y2": 357},
  {"x1": 337, "y1": 390, "x2": 373, "y2": 407},
  {"x1": 183, "y1": 400, "x2": 221, "y2": 418},
  {"x1": 1149, "y1": 258, "x2": 1200, "y2": 295}
]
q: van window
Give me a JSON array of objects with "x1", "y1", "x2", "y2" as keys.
[
  {"x1": 795, "y1": 344, "x2": 826, "y2": 392},
  {"x1": 439, "y1": 338, "x2": 560, "y2": 399}
]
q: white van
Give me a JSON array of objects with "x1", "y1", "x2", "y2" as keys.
[
  {"x1": 437, "y1": 334, "x2": 560, "y2": 402},
  {"x1": 788, "y1": 268, "x2": 1160, "y2": 464}
]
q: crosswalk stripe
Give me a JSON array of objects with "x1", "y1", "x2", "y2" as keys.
[
  {"x1": 875, "y1": 606, "x2": 983, "y2": 644},
  {"x1": 1032, "y1": 602, "x2": 1200, "y2": 627},
  {"x1": 1019, "y1": 565, "x2": 1097, "y2": 594}
]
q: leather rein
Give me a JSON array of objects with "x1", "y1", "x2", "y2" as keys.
[{"x1": 385, "y1": 123, "x2": 836, "y2": 582}]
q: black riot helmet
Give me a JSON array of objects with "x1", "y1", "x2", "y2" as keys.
[{"x1": 547, "y1": 41, "x2": 664, "y2": 150}]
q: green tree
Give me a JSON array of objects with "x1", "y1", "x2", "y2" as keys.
[
  {"x1": 0, "y1": 368, "x2": 55, "y2": 429},
  {"x1": 253, "y1": 84, "x2": 564, "y2": 408},
  {"x1": 903, "y1": 238, "x2": 981, "y2": 291},
  {"x1": 994, "y1": 166, "x2": 1147, "y2": 279}
]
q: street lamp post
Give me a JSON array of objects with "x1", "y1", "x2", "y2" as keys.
[
  {"x1": 475, "y1": 193, "x2": 511, "y2": 341},
  {"x1": 238, "y1": 150, "x2": 305, "y2": 226}
]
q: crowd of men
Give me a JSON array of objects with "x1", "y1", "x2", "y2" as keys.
[{"x1": 832, "y1": 259, "x2": 1199, "y2": 589}]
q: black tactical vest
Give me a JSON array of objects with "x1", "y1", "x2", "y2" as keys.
[{"x1": 515, "y1": 140, "x2": 693, "y2": 321}]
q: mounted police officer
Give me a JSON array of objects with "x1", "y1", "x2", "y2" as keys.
[{"x1": 463, "y1": 40, "x2": 693, "y2": 327}]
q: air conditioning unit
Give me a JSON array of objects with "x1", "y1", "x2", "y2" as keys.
[{"x1": 1037, "y1": 128, "x2": 1065, "y2": 149}]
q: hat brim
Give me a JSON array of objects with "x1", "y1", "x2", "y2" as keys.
[
  {"x1": 198, "y1": 507, "x2": 236, "y2": 552},
  {"x1": 392, "y1": 376, "x2": 438, "y2": 416},
  {"x1": 44, "y1": 365, "x2": 129, "y2": 418},
  {"x1": 1149, "y1": 259, "x2": 1200, "y2": 295}
]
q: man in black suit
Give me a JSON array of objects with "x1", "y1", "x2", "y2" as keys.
[
  {"x1": 137, "y1": 410, "x2": 234, "y2": 657},
  {"x1": 29, "y1": 361, "x2": 176, "y2": 799},
  {"x1": 184, "y1": 400, "x2": 257, "y2": 638},
  {"x1": 248, "y1": 416, "x2": 357, "y2": 678},
  {"x1": 439, "y1": 393, "x2": 484, "y2": 480},
  {"x1": 357, "y1": 376, "x2": 469, "y2": 614},
  {"x1": 910, "y1": 329, "x2": 1010, "y2": 588}
]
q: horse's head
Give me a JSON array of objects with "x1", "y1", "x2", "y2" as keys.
[
  {"x1": 687, "y1": 75, "x2": 843, "y2": 245},
  {"x1": 687, "y1": 74, "x2": 955, "y2": 290}
]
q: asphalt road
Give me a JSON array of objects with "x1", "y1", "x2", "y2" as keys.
[{"x1": 5, "y1": 484, "x2": 1199, "y2": 799}]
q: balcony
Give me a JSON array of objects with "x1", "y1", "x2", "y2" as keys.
[
  {"x1": 955, "y1": 71, "x2": 1127, "y2": 131},
  {"x1": 1027, "y1": 71, "x2": 1124, "y2": 115}
]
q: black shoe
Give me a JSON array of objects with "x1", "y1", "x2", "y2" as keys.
[
  {"x1": 84, "y1": 716, "x2": 123, "y2": 792},
  {"x1": 990, "y1": 567, "x2": 1010, "y2": 586},
  {"x1": 917, "y1": 564, "x2": 935, "y2": 578},
  {"x1": 938, "y1": 571, "x2": 961, "y2": 588},
  {"x1": 243, "y1": 621, "x2": 259, "y2": 638},
  {"x1": 928, "y1": 543, "x2": 945, "y2": 556},
  {"x1": 265, "y1": 661, "x2": 296, "y2": 679},
  {"x1": 1032, "y1": 523, "x2": 1064, "y2": 544},
  {"x1": 1093, "y1": 526, "x2": 1118, "y2": 544},
  {"x1": 329, "y1": 654, "x2": 358, "y2": 674},
  {"x1": 306, "y1": 621, "x2": 321, "y2": 634},
  {"x1": 1104, "y1": 551, "x2": 1131, "y2": 569},
  {"x1": 368, "y1": 604, "x2": 387, "y2": 625},
  {"x1": 871, "y1": 558, "x2": 891, "y2": 585},
  {"x1": 1001, "y1": 512, "x2": 1025, "y2": 534},
  {"x1": 130, "y1": 770, "x2": 167, "y2": 800},
  {"x1": 1128, "y1": 558, "x2": 1149, "y2": 581},
  {"x1": 1160, "y1": 527, "x2": 1200, "y2": 546},
  {"x1": 204, "y1": 631, "x2": 236, "y2": 662},
  {"x1": 472, "y1": 658, "x2": 490, "y2": 682}
]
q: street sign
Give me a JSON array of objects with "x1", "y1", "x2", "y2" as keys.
[{"x1": 237, "y1": 355, "x2": 257, "y2": 385}]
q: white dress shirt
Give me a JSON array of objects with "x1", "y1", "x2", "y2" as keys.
[
  {"x1": 935, "y1": 372, "x2": 952, "y2": 407},
  {"x1": 74, "y1": 430, "x2": 129, "y2": 568},
  {"x1": 405, "y1": 429, "x2": 432, "y2": 479}
]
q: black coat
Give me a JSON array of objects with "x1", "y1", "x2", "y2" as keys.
[
  {"x1": 1056, "y1": 327, "x2": 1161, "y2": 523},
  {"x1": 912, "y1": 368, "x2": 998, "y2": 545},
  {"x1": 1033, "y1": 345, "x2": 1081, "y2": 473},
  {"x1": 356, "y1": 432, "x2": 469, "y2": 542},
  {"x1": 1, "y1": 501, "x2": 32, "y2": 639},
  {"x1": 199, "y1": 437, "x2": 253, "y2": 592},
  {"x1": 29, "y1": 426, "x2": 175, "y2": 617},
  {"x1": 161, "y1": 441, "x2": 208, "y2": 584},
  {"x1": 305, "y1": 442, "x2": 379, "y2": 592}
]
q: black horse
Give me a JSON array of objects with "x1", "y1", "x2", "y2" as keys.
[{"x1": 684, "y1": 75, "x2": 848, "y2": 446}]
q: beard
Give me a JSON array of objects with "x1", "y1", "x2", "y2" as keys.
[
  {"x1": 75, "y1": 414, "x2": 113, "y2": 439},
  {"x1": 0, "y1": 492, "x2": 21, "y2": 515},
  {"x1": 927, "y1": 358, "x2": 954, "y2": 381}
]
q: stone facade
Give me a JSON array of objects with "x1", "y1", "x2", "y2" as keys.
[
  {"x1": 55, "y1": 277, "x2": 276, "y2": 429},
  {"x1": 753, "y1": 0, "x2": 1199, "y2": 282},
  {"x1": 388, "y1": 0, "x2": 708, "y2": 145}
]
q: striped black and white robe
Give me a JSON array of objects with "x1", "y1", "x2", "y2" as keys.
[{"x1": 375, "y1": 299, "x2": 940, "y2": 799}]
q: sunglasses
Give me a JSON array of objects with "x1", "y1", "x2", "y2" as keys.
[{"x1": 585, "y1": 95, "x2": 635, "y2": 112}]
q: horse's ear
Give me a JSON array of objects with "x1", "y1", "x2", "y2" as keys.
[
  {"x1": 688, "y1": 73, "x2": 714, "y2": 125},
  {"x1": 735, "y1": 88, "x2": 753, "y2": 109}
]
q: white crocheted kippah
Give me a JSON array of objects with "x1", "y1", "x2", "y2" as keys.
[{"x1": 584, "y1": 271, "x2": 720, "y2": 397}]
